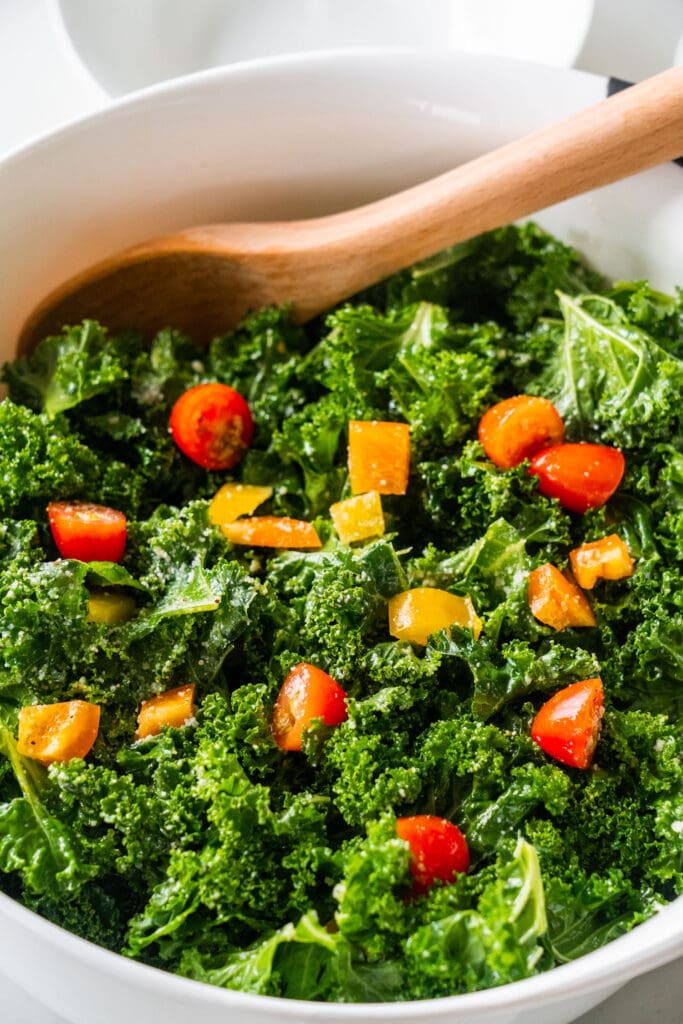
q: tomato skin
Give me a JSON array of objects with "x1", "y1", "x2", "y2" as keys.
[
  {"x1": 272, "y1": 662, "x2": 348, "y2": 752},
  {"x1": 396, "y1": 815, "x2": 469, "y2": 893},
  {"x1": 47, "y1": 501, "x2": 127, "y2": 562},
  {"x1": 531, "y1": 678, "x2": 604, "y2": 769},
  {"x1": 529, "y1": 443, "x2": 625, "y2": 514},
  {"x1": 478, "y1": 395, "x2": 564, "y2": 469},
  {"x1": 169, "y1": 383, "x2": 254, "y2": 470}
]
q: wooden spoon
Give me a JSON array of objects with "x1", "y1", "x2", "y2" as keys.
[{"x1": 19, "y1": 66, "x2": 683, "y2": 351}]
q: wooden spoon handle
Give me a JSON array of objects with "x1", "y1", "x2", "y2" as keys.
[{"x1": 300, "y1": 64, "x2": 683, "y2": 299}]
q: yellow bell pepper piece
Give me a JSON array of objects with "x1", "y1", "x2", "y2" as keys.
[
  {"x1": 87, "y1": 589, "x2": 136, "y2": 624},
  {"x1": 209, "y1": 483, "x2": 273, "y2": 527},
  {"x1": 388, "y1": 587, "x2": 482, "y2": 646},
  {"x1": 330, "y1": 491, "x2": 385, "y2": 544}
]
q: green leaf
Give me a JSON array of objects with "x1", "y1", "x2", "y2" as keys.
[
  {"x1": 0, "y1": 725, "x2": 89, "y2": 894},
  {"x1": 535, "y1": 292, "x2": 683, "y2": 448},
  {"x1": 3, "y1": 321, "x2": 129, "y2": 417}
]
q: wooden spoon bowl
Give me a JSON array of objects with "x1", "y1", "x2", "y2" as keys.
[{"x1": 19, "y1": 66, "x2": 683, "y2": 351}]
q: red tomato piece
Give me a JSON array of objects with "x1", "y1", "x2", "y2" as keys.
[
  {"x1": 47, "y1": 501, "x2": 127, "y2": 562},
  {"x1": 478, "y1": 395, "x2": 564, "y2": 469},
  {"x1": 529, "y1": 444, "x2": 625, "y2": 514},
  {"x1": 531, "y1": 677, "x2": 604, "y2": 769},
  {"x1": 272, "y1": 662, "x2": 348, "y2": 752},
  {"x1": 169, "y1": 382, "x2": 254, "y2": 470},
  {"x1": 396, "y1": 815, "x2": 469, "y2": 894}
]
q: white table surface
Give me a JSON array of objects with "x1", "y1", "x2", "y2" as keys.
[{"x1": 0, "y1": 1, "x2": 681, "y2": 1021}]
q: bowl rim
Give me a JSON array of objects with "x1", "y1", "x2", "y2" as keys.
[
  {"x1": 0, "y1": 44, "x2": 607, "y2": 169},
  {"x1": 1, "y1": 888, "x2": 681, "y2": 1016},
  {"x1": 0, "y1": 44, "x2": 680, "y2": 1018}
]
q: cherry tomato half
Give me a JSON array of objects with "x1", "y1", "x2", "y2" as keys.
[
  {"x1": 169, "y1": 382, "x2": 254, "y2": 471},
  {"x1": 272, "y1": 662, "x2": 348, "y2": 752},
  {"x1": 529, "y1": 443, "x2": 625, "y2": 514},
  {"x1": 396, "y1": 815, "x2": 469, "y2": 894},
  {"x1": 478, "y1": 395, "x2": 564, "y2": 470},
  {"x1": 531, "y1": 677, "x2": 604, "y2": 769},
  {"x1": 47, "y1": 501, "x2": 127, "y2": 562}
]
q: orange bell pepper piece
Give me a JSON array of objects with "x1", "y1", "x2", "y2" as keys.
[
  {"x1": 136, "y1": 683, "x2": 196, "y2": 740},
  {"x1": 388, "y1": 587, "x2": 482, "y2": 646},
  {"x1": 221, "y1": 516, "x2": 321, "y2": 549},
  {"x1": 528, "y1": 563, "x2": 596, "y2": 630},
  {"x1": 569, "y1": 534, "x2": 635, "y2": 590},
  {"x1": 330, "y1": 491, "x2": 385, "y2": 544},
  {"x1": 17, "y1": 700, "x2": 100, "y2": 765},
  {"x1": 348, "y1": 420, "x2": 410, "y2": 495},
  {"x1": 208, "y1": 483, "x2": 273, "y2": 527}
]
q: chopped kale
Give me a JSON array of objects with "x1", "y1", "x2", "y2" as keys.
[{"x1": 0, "y1": 224, "x2": 680, "y2": 1002}]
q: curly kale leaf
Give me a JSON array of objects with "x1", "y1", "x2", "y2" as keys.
[
  {"x1": 269, "y1": 394, "x2": 348, "y2": 516},
  {"x1": 0, "y1": 505, "x2": 258, "y2": 714},
  {"x1": 208, "y1": 306, "x2": 309, "y2": 446},
  {"x1": 379, "y1": 304, "x2": 494, "y2": 454},
  {"x1": 3, "y1": 321, "x2": 130, "y2": 417},
  {"x1": 130, "y1": 328, "x2": 204, "y2": 409},
  {"x1": 0, "y1": 400, "x2": 101, "y2": 518},
  {"x1": 0, "y1": 725, "x2": 93, "y2": 895},
  {"x1": 608, "y1": 281, "x2": 683, "y2": 358},
  {"x1": 432, "y1": 631, "x2": 601, "y2": 721},
  {"x1": 373, "y1": 223, "x2": 604, "y2": 330},
  {"x1": 532, "y1": 293, "x2": 683, "y2": 449},
  {"x1": 263, "y1": 540, "x2": 404, "y2": 683},
  {"x1": 125, "y1": 723, "x2": 332, "y2": 961},
  {"x1": 417, "y1": 443, "x2": 572, "y2": 553},
  {"x1": 404, "y1": 838, "x2": 547, "y2": 997},
  {"x1": 613, "y1": 566, "x2": 682, "y2": 716}
]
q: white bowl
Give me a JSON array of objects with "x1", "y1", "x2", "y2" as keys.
[
  {"x1": 0, "y1": 48, "x2": 681, "y2": 1024},
  {"x1": 52, "y1": 0, "x2": 595, "y2": 96}
]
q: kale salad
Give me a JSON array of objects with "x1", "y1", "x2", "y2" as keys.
[{"x1": 0, "y1": 224, "x2": 681, "y2": 1002}]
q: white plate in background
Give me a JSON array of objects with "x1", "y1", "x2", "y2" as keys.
[{"x1": 51, "y1": 0, "x2": 595, "y2": 97}]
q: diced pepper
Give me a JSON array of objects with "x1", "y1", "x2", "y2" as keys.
[
  {"x1": 272, "y1": 662, "x2": 348, "y2": 752},
  {"x1": 209, "y1": 483, "x2": 273, "y2": 527},
  {"x1": 388, "y1": 587, "x2": 482, "y2": 646},
  {"x1": 569, "y1": 534, "x2": 635, "y2": 589},
  {"x1": 330, "y1": 491, "x2": 385, "y2": 544},
  {"x1": 86, "y1": 589, "x2": 136, "y2": 624},
  {"x1": 532, "y1": 678, "x2": 604, "y2": 769},
  {"x1": 528, "y1": 563, "x2": 596, "y2": 629},
  {"x1": 221, "y1": 516, "x2": 321, "y2": 549},
  {"x1": 478, "y1": 395, "x2": 564, "y2": 469},
  {"x1": 348, "y1": 420, "x2": 410, "y2": 495},
  {"x1": 396, "y1": 815, "x2": 469, "y2": 893},
  {"x1": 17, "y1": 700, "x2": 100, "y2": 765},
  {"x1": 136, "y1": 684, "x2": 196, "y2": 740}
]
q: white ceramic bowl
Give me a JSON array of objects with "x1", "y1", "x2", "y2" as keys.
[
  {"x1": 0, "y1": 49, "x2": 681, "y2": 1024},
  {"x1": 52, "y1": 0, "x2": 595, "y2": 96}
]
